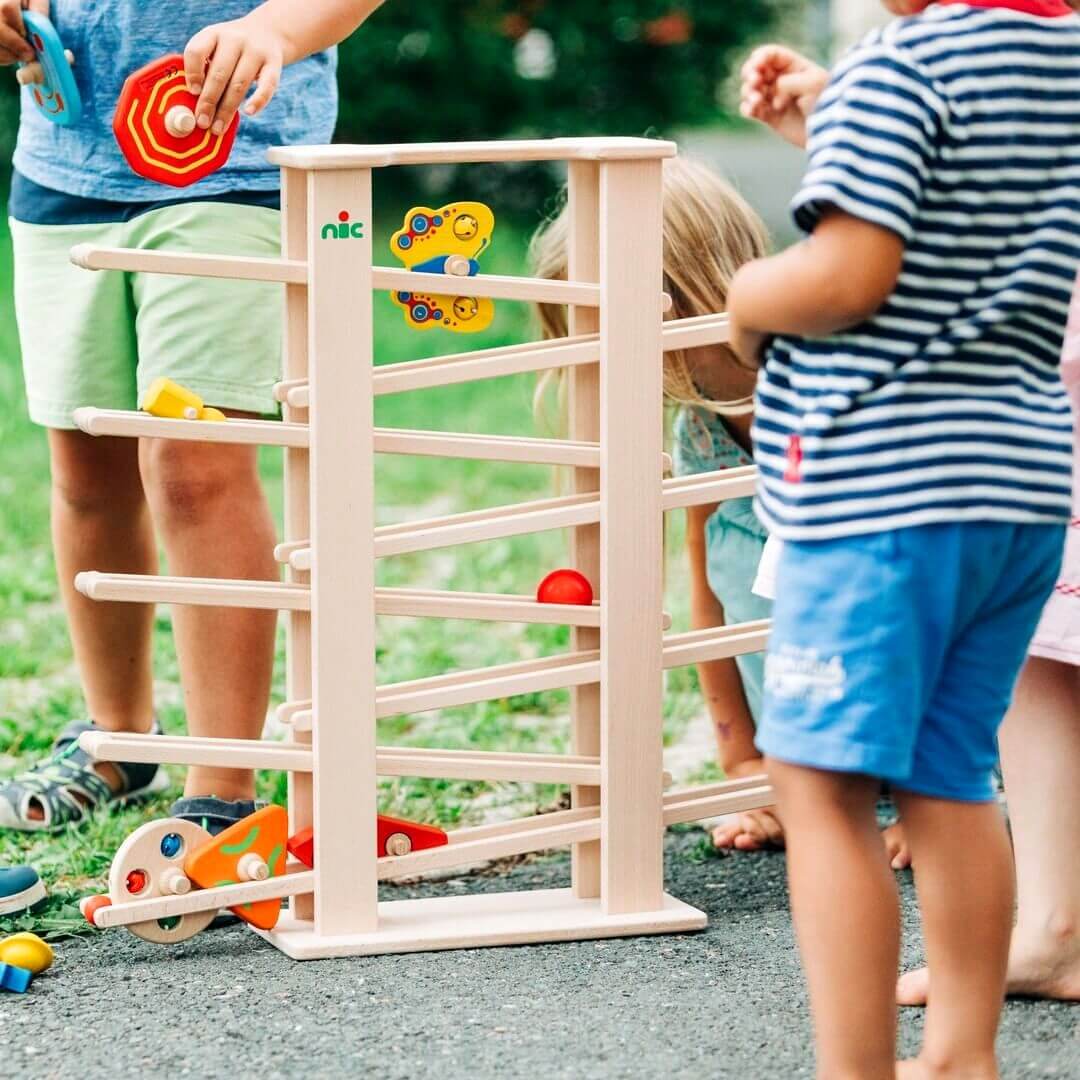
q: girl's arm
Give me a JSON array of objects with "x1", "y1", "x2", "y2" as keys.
[
  {"x1": 184, "y1": 0, "x2": 386, "y2": 134},
  {"x1": 727, "y1": 210, "x2": 906, "y2": 365},
  {"x1": 686, "y1": 504, "x2": 760, "y2": 774}
]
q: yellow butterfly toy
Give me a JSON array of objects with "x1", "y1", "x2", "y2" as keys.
[{"x1": 390, "y1": 202, "x2": 495, "y2": 333}]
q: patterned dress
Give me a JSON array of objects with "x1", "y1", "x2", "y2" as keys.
[
  {"x1": 674, "y1": 407, "x2": 772, "y2": 721},
  {"x1": 1030, "y1": 292, "x2": 1080, "y2": 665}
]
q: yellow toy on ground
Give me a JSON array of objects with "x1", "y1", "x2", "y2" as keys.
[
  {"x1": 390, "y1": 201, "x2": 496, "y2": 333},
  {"x1": 140, "y1": 377, "x2": 227, "y2": 422},
  {"x1": 0, "y1": 932, "x2": 54, "y2": 976}
]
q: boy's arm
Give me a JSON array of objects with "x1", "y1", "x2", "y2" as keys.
[
  {"x1": 727, "y1": 210, "x2": 905, "y2": 366},
  {"x1": 185, "y1": 0, "x2": 386, "y2": 134}
]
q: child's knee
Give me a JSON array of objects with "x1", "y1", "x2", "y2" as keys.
[
  {"x1": 49, "y1": 431, "x2": 141, "y2": 516},
  {"x1": 142, "y1": 440, "x2": 257, "y2": 527}
]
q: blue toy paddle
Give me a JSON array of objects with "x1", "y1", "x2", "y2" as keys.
[{"x1": 17, "y1": 11, "x2": 81, "y2": 126}]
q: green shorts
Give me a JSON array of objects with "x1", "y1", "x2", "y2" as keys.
[{"x1": 11, "y1": 201, "x2": 282, "y2": 429}]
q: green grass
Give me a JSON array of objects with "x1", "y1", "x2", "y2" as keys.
[{"x1": 0, "y1": 203, "x2": 700, "y2": 939}]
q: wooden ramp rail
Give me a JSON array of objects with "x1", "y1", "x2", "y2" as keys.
[
  {"x1": 80, "y1": 730, "x2": 612, "y2": 785},
  {"x1": 70, "y1": 244, "x2": 308, "y2": 283},
  {"x1": 379, "y1": 777, "x2": 775, "y2": 881},
  {"x1": 274, "y1": 313, "x2": 731, "y2": 408},
  {"x1": 75, "y1": 408, "x2": 666, "y2": 470},
  {"x1": 278, "y1": 467, "x2": 758, "y2": 569},
  {"x1": 92, "y1": 867, "x2": 316, "y2": 930},
  {"x1": 273, "y1": 619, "x2": 771, "y2": 728},
  {"x1": 75, "y1": 572, "x2": 678, "y2": 630},
  {"x1": 69, "y1": 244, "x2": 672, "y2": 312}
]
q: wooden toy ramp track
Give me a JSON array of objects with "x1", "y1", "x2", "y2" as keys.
[{"x1": 69, "y1": 137, "x2": 774, "y2": 959}]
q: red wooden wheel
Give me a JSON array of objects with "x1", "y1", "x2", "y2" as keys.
[{"x1": 113, "y1": 54, "x2": 238, "y2": 188}]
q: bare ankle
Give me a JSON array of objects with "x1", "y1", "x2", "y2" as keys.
[
  {"x1": 915, "y1": 1047, "x2": 999, "y2": 1079},
  {"x1": 1044, "y1": 910, "x2": 1080, "y2": 947},
  {"x1": 1016, "y1": 909, "x2": 1080, "y2": 952},
  {"x1": 184, "y1": 767, "x2": 256, "y2": 803},
  {"x1": 91, "y1": 715, "x2": 154, "y2": 735}
]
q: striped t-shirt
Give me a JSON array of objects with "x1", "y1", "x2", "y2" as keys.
[{"x1": 753, "y1": 0, "x2": 1080, "y2": 541}]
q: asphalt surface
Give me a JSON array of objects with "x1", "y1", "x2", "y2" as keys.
[{"x1": 3, "y1": 832, "x2": 1076, "y2": 1080}]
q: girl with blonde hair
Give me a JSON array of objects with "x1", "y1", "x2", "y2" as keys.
[{"x1": 531, "y1": 157, "x2": 783, "y2": 850}]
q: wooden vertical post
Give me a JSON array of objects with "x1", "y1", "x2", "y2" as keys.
[
  {"x1": 566, "y1": 161, "x2": 603, "y2": 899},
  {"x1": 306, "y1": 169, "x2": 378, "y2": 936},
  {"x1": 281, "y1": 168, "x2": 314, "y2": 922},
  {"x1": 599, "y1": 159, "x2": 666, "y2": 914}
]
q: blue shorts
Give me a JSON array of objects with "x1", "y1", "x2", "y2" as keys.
[{"x1": 756, "y1": 521, "x2": 1064, "y2": 802}]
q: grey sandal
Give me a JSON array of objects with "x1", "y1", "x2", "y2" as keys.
[{"x1": 0, "y1": 719, "x2": 168, "y2": 832}]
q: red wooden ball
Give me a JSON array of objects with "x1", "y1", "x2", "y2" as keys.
[{"x1": 536, "y1": 568, "x2": 594, "y2": 606}]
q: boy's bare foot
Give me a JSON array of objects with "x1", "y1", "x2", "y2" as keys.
[
  {"x1": 883, "y1": 820, "x2": 912, "y2": 869},
  {"x1": 897, "y1": 928, "x2": 1080, "y2": 1004}
]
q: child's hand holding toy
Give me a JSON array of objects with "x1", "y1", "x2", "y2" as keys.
[
  {"x1": 0, "y1": 0, "x2": 44, "y2": 65},
  {"x1": 740, "y1": 45, "x2": 830, "y2": 149},
  {"x1": 183, "y1": 0, "x2": 384, "y2": 136},
  {"x1": 182, "y1": 14, "x2": 286, "y2": 137}
]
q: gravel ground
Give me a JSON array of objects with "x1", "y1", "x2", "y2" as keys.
[{"x1": 3, "y1": 832, "x2": 1076, "y2": 1079}]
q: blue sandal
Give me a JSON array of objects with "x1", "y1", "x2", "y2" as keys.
[{"x1": 0, "y1": 719, "x2": 168, "y2": 832}]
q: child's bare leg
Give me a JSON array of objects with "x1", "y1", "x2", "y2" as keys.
[
  {"x1": 49, "y1": 430, "x2": 157, "y2": 736},
  {"x1": 768, "y1": 759, "x2": 899, "y2": 1080},
  {"x1": 897, "y1": 657, "x2": 1080, "y2": 1004},
  {"x1": 1002, "y1": 656, "x2": 1080, "y2": 997},
  {"x1": 140, "y1": 420, "x2": 278, "y2": 801},
  {"x1": 37, "y1": 429, "x2": 156, "y2": 817},
  {"x1": 893, "y1": 792, "x2": 1012, "y2": 1079}
]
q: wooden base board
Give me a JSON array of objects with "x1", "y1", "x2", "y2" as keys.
[{"x1": 256, "y1": 887, "x2": 706, "y2": 960}]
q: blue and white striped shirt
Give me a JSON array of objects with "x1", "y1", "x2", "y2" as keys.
[{"x1": 753, "y1": 2, "x2": 1080, "y2": 541}]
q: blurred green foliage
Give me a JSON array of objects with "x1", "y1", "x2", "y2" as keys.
[{"x1": 338, "y1": 1, "x2": 785, "y2": 141}]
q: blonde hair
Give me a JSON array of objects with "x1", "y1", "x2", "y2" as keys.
[{"x1": 530, "y1": 157, "x2": 769, "y2": 419}]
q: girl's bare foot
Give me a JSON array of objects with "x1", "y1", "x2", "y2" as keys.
[
  {"x1": 883, "y1": 820, "x2": 912, "y2": 869},
  {"x1": 711, "y1": 806, "x2": 785, "y2": 850},
  {"x1": 711, "y1": 808, "x2": 913, "y2": 860},
  {"x1": 897, "y1": 924, "x2": 1080, "y2": 1004}
]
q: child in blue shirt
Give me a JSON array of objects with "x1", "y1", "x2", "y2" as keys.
[
  {"x1": 729, "y1": 2, "x2": 1080, "y2": 1076},
  {"x1": 0, "y1": 0, "x2": 382, "y2": 835}
]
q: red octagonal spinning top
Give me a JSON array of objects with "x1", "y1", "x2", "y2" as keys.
[{"x1": 113, "y1": 54, "x2": 239, "y2": 188}]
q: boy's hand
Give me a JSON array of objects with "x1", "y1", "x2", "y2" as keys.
[
  {"x1": 184, "y1": 15, "x2": 286, "y2": 135},
  {"x1": 740, "y1": 45, "x2": 829, "y2": 149},
  {"x1": 0, "y1": 0, "x2": 48, "y2": 66}
]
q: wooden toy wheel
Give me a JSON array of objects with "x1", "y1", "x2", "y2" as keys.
[
  {"x1": 384, "y1": 832, "x2": 413, "y2": 856},
  {"x1": 108, "y1": 818, "x2": 217, "y2": 944}
]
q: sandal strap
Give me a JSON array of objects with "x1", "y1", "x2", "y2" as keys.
[{"x1": 0, "y1": 718, "x2": 161, "y2": 829}]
